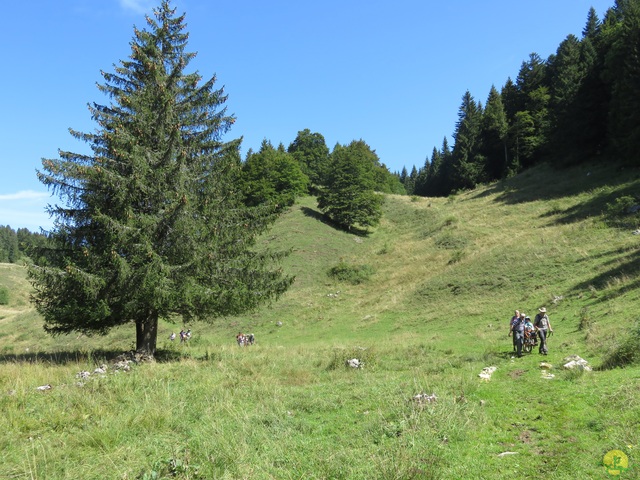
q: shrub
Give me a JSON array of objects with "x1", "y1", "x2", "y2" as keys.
[
  {"x1": 599, "y1": 320, "x2": 640, "y2": 369},
  {"x1": 0, "y1": 287, "x2": 9, "y2": 305},
  {"x1": 327, "y1": 262, "x2": 373, "y2": 285},
  {"x1": 606, "y1": 195, "x2": 636, "y2": 216},
  {"x1": 434, "y1": 232, "x2": 468, "y2": 250}
]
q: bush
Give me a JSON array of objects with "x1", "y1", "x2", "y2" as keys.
[
  {"x1": 434, "y1": 232, "x2": 468, "y2": 250},
  {"x1": 600, "y1": 321, "x2": 640, "y2": 369},
  {"x1": 606, "y1": 195, "x2": 636, "y2": 216},
  {"x1": 327, "y1": 262, "x2": 374, "y2": 285},
  {"x1": 0, "y1": 287, "x2": 9, "y2": 305}
]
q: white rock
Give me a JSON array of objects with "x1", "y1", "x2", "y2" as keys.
[{"x1": 346, "y1": 358, "x2": 362, "y2": 368}]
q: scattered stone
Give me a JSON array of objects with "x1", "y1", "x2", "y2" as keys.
[
  {"x1": 633, "y1": 229, "x2": 640, "y2": 235},
  {"x1": 346, "y1": 358, "x2": 362, "y2": 369},
  {"x1": 276, "y1": 321, "x2": 283, "y2": 327},
  {"x1": 539, "y1": 362, "x2": 555, "y2": 378},
  {"x1": 497, "y1": 451, "x2": 518, "y2": 457},
  {"x1": 7, "y1": 389, "x2": 16, "y2": 396},
  {"x1": 479, "y1": 400, "x2": 486, "y2": 406},
  {"x1": 76, "y1": 371, "x2": 91, "y2": 379},
  {"x1": 552, "y1": 295, "x2": 564, "y2": 304},
  {"x1": 413, "y1": 393, "x2": 437, "y2": 404},
  {"x1": 36, "y1": 384, "x2": 52, "y2": 391},
  {"x1": 563, "y1": 355, "x2": 592, "y2": 371},
  {"x1": 479, "y1": 366, "x2": 497, "y2": 381},
  {"x1": 93, "y1": 365, "x2": 107, "y2": 375},
  {"x1": 327, "y1": 291, "x2": 340, "y2": 298}
]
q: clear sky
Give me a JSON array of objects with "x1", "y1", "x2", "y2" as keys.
[{"x1": 0, "y1": 0, "x2": 614, "y2": 232}]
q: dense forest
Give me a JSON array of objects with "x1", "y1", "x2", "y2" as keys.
[
  {"x1": 398, "y1": 1, "x2": 640, "y2": 196},
  {"x1": 0, "y1": 226, "x2": 48, "y2": 263}
]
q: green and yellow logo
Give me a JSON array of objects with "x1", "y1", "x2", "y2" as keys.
[{"x1": 603, "y1": 450, "x2": 629, "y2": 476}]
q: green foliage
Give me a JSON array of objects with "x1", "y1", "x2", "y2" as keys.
[
  {"x1": 317, "y1": 140, "x2": 384, "y2": 230},
  {"x1": 0, "y1": 225, "x2": 20, "y2": 263},
  {"x1": 287, "y1": 129, "x2": 330, "y2": 187},
  {"x1": 242, "y1": 140, "x2": 309, "y2": 209},
  {"x1": 0, "y1": 286, "x2": 8, "y2": 305},
  {"x1": 28, "y1": 1, "x2": 293, "y2": 355},
  {"x1": 409, "y1": 3, "x2": 640, "y2": 196},
  {"x1": 606, "y1": 195, "x2": 637, "y2": 216},
  {"x1": 600, "y1": 321, "x2": 640, "y2": 369},
  {"x1": 327, "y1": 261, "x2": 373, "y2": 285}
]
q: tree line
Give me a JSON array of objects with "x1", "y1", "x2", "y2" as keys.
[
  {"x1": 399, "y1": 0, "x2": 640, "y2": 196},
  {"x1": 242, "y1": 132, "x2": 404, "y2": 230},
  {"x1": 0, "y1": 226, "x2": 48, "y2": 264}
]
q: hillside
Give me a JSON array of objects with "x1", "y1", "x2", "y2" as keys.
[{"x1": 1, "y1": 161, "x2": 639, "y2": 479}]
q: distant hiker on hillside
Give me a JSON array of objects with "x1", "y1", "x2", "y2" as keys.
[
  {"x1": 186, "y1": 329, "x2": 191, "y2": 340},
  {"x1": 169, "y1": 332, "x2": 176, "y2": 341},
  {"x1": 509, "y1": 310, "x2": 520, "y2": 352},
  {"x1": 179, "y1": 329, "x2": 186, "y2": 342},
  {"x1": 236, "y1": 332, "x2": 245, "y2": 346},
  {"x1": 534, "y1": 307, "x2": 553, "y2": 355},
  {"x1": 509, "y1": 312, "x2": 526, "y2": 357}
]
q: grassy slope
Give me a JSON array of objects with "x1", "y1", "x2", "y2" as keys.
[{"x1": 1, "y1": 161, "x2": 639, "y2": 479}]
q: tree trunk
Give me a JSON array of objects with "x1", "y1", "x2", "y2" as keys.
[{"x1": 136, "y1": 313, "x2": 158, "y2": 356}]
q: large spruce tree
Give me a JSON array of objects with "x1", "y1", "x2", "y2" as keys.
[{"x1": 29, "y1": 1, "x2": 293, "y2": 355}]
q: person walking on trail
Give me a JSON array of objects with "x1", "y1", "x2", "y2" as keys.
[
  {"x1": 534, "y1": 307, "x2": 553, "y2": 355},
  {"x1": 509, "y1": 310, "x2": 520, "y2": 352},
  {"x1": 509, "y1": 312, "x2": 526, "y2": 357}
]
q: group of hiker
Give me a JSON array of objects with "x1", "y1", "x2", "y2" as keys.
[
  {"x1": 169, "y1": 329, "x2": 191, "y2": 342},
  {"x1": 508, "y1": 307, "x2": 553, "y2": 357},
  {"x1": 236, "y1": 332, "x2": 255, "y2": 346}
]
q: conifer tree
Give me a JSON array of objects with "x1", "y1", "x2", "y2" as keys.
[
  {"x1": 28, "y1": 1, "x2": 293, "y2": 355},
  {"x1": 480, "y1": 85, "x2": 509, "y2": 179},
  {"x1": 604, "y1": 0, "x2": 640, "y2": 163},
  {"x1": 451, "y1": 91, "x2": 484, "y2": 190}
]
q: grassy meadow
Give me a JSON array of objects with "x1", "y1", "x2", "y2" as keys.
[{"x1": 1, "y1": 161, "x2": 639, "y2": 479}]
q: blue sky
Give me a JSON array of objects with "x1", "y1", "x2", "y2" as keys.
[{"x1": 1, "y1": 0, "x2": 614, "y2": 232}]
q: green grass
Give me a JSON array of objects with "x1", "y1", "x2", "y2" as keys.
[{"x1": 1, "y1": 160, "x2": 640, "y2": 478}]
